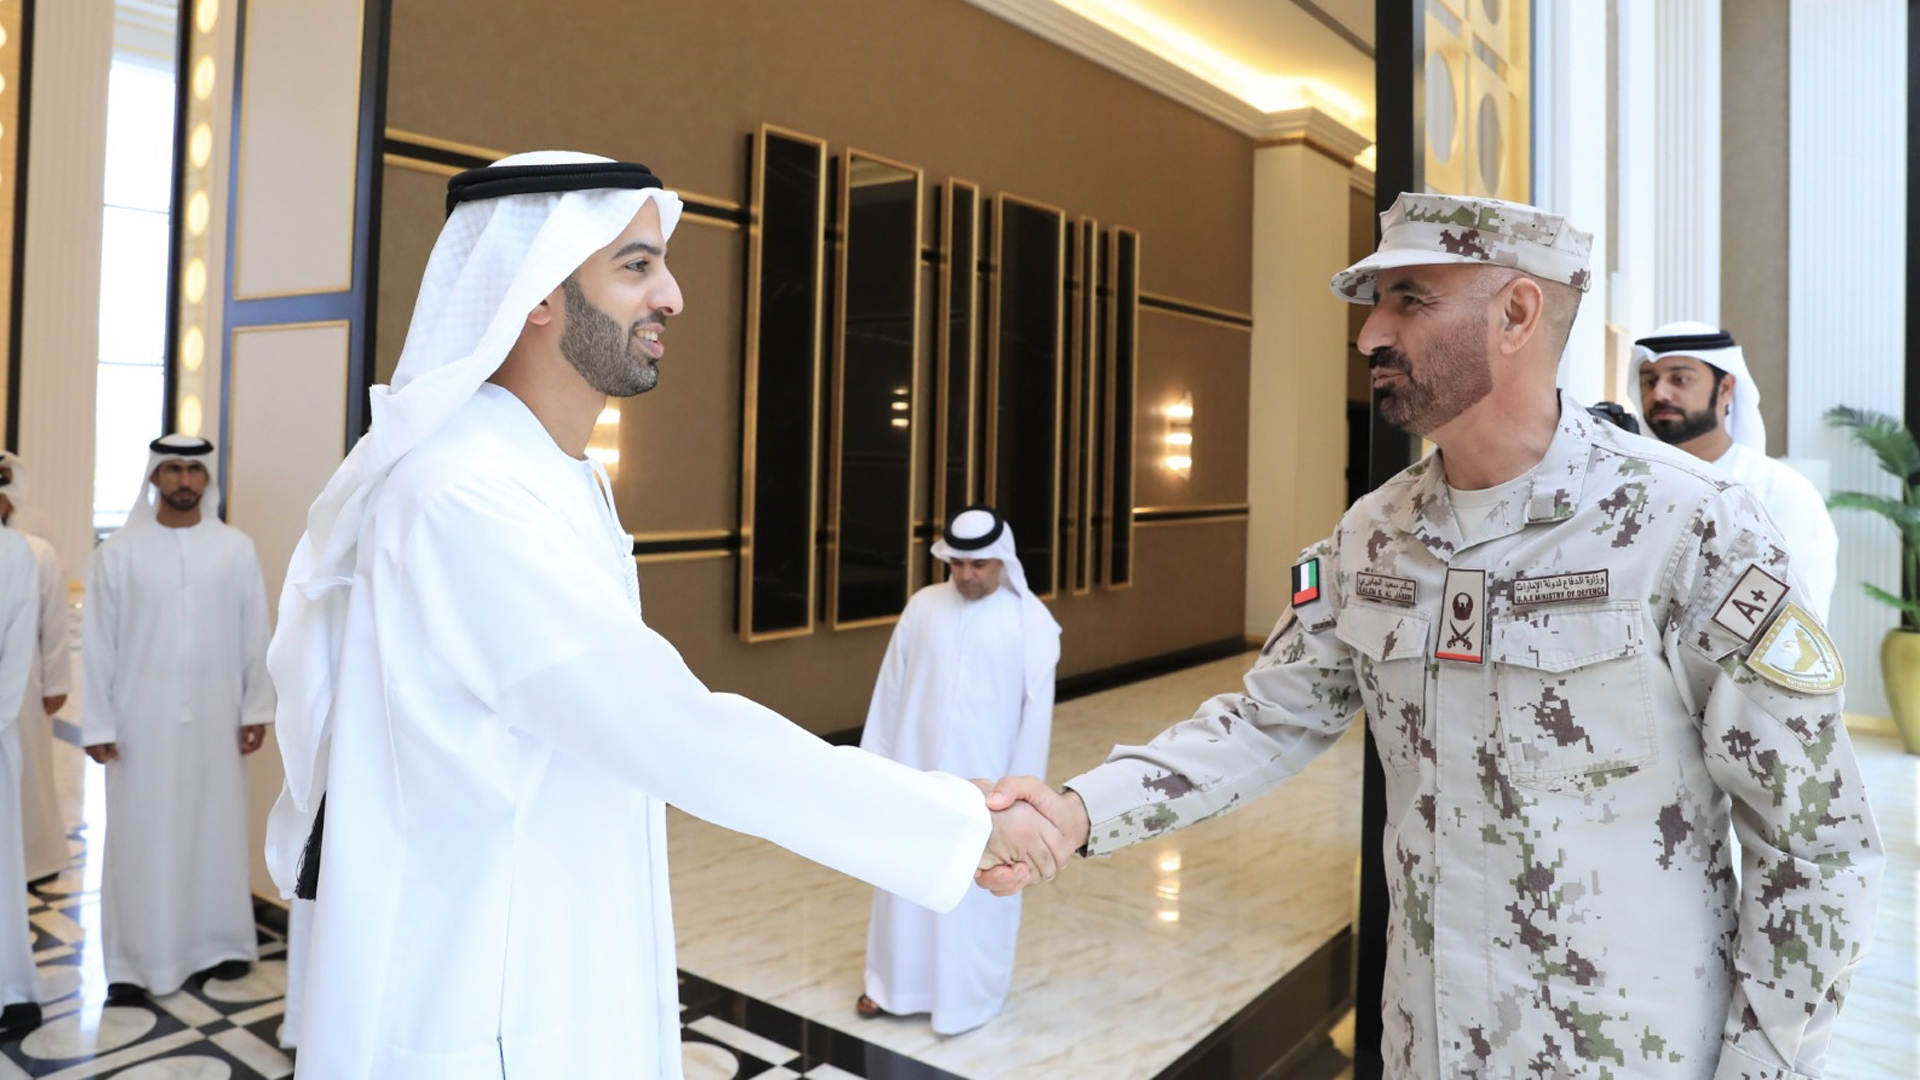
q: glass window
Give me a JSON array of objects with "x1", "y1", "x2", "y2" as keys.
[{"x1": 93, "y1": 57, "x2": 177, "y2": 533}]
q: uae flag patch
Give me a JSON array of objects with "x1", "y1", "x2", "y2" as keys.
[{"x1": 1291, "y1": 558, "x2": 1322, "y2": 606}]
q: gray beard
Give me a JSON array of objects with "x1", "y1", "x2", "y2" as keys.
[
  {"x1": 1373, "y1": 323, "x2": 1494, "y2": 437},
  {"x1": 560, "y1": 277, "x2": 657, "y2": 397}
]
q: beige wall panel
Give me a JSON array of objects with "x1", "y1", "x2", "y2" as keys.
[
  {"x1": 234, "y1": 0, "x2": 363, "y2": 298},
  {"x1": 227, "y1": 322, "x2": 350, "y2": 613},
  {"x1": 384, "y1": 0, "x2": 1252, "y2": 310},
  {"x1": 226, "y1": 321, "x2": 350, "y2": 897},
  {"x1": 1721, "y1": 0, "x2": 1789, "y2": 456},
  {"x1": 1132, "y1": 314, "x2": 1251, "y2": 511}
]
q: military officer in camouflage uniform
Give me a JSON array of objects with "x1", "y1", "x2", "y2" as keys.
[{"x1": 982, "y1": 194, "x2": 1882, "y2": 1079}]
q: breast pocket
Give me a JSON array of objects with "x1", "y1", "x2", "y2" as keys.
[
  {"x1": 1491, "y1": 601, "x2": 1654, "y2": 792},
  {"x1": 1335, "y1": 602, "x2": 1433, "y2": 773}
]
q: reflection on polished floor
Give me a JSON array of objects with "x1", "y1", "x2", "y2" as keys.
[{"x1": 9, "y1": 648, "x2": 1915, "y2": 1078}]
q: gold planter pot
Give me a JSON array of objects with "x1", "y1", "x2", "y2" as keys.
[{"x1": 1882, "y1": 627, "x2": 1920, "y2": 755}]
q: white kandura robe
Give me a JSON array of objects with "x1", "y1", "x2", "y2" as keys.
[
  {"x1": 81, "y1": 517, "x2": 272, "y2": 994},
  {"x1": 1711, "y1": 442, "x2": 1839, "y2": 620},
  {"x1": 0, "y1": 528, "x2": 44, "y2": 1007},
  {"x1": 16, "y1": 530, "x2": 72, "y2": 881},
  {"x1": 294, "y1": 385, "x2": 989, "y2": 1080},
  {"x1": 861, "y1": 582, "x2": 1053, "y2": 1034}
]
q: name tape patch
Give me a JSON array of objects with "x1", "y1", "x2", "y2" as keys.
[
  {"x1": 1746, "y1": 601, "x2": 1845, "y2": 695},
  {"x1": 1712, "y1": 564, "x2": 1789, "y2": 642},
  {"x1": 1434, "y1": 568, "x2": 1486, "y2": 664},
  {"x1": 1355, "y1": 571, "x2": 1418, "y2": 607},
  {"x1": 1511, "y1": 569, "x2": 1609, "y2": 607},
  {"x1": 1291, "y1": 558, "x2": 1321, "y2": 606}
]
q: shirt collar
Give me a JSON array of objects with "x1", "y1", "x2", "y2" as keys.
[{"x1": 1388, "y1": 393, "x2": 1596, "y2": 556}]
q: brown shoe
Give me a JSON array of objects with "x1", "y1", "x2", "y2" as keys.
[{"x1": 855, "y1": 994, "x2": 888, "y2": 1018}]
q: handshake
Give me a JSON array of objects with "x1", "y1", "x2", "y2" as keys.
[{"x1": 970, "y1": 777, "x2": 1094, "y2": 897}]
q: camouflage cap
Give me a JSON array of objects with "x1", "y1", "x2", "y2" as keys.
[{"x1": 1330, "y1": 193, "x2": 1593, "y2": 304}]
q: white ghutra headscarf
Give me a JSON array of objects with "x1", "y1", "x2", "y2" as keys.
[
  {"x1": 930, "y1": 506, "x2": 1062, "y2": 701},
  {"x1": 264, "y1": 151, "x2": 683, "y2": 895},
  {"x1": 126, "y1": 434, "x2": 222, "y2": 527}
]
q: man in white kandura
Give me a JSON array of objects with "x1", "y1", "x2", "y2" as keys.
[
  {"x1": 265, "y1": 151, "x2": 1066, "y2": 1079},
  {"x1": 1, "y1": 462, "x2": 74, "y2": 887},
  {"x1": 0, "y1": 526, "x2": 43, "y2": 1040},
  {"x1": 857, "y1": 505, "x2": 1060, "y2": 1033},
  {"x1": 1635, "y1": 322, "x2": 1839, "y2": 618},
  {"x1": 82, "y1": 435, "x2": 273, "y2": 1002}
]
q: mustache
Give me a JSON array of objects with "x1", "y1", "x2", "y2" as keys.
[{"x1": 1369, "y1": 348, "x2": 1411, "y2": 375}]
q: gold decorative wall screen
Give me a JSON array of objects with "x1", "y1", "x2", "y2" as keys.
[
  {"x1": 736, "y1": 127, "x2": 1145, "y2": 638},
  {"x1": 738, "y1": 124, "x2": 828, "y2": 641}
]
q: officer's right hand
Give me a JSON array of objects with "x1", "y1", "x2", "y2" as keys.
[{"x1": 85, "y1": 743, "x2": 119, "y2": 764}]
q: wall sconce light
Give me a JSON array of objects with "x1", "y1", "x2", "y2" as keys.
[
  {"x1": 586, "y1": 405, "x2": 621, "y2": 471},
  {"x1": 1164, "y1": 393, "x2": 1193, "y2": 478}
]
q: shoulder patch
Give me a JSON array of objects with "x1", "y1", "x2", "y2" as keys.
[
  {"x1": 1711, "y1": 563, "x2": 1789, "y2": 642},
  {"x1": 1291, "y1": 557, "x2": 1322, "y2": 606},
  {"x1": 1746, "y1": 602, "x2": 1845, "y2": 695}
]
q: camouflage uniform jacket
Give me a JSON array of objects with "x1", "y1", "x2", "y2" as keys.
[{"x1": 1067, "y1": 400, "x2": 1882, "y2": 1079}]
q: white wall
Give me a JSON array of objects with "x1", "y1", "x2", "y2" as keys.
[
  {"x1": 1786, "y1": 0, "x2": 1906, "y2": 718},
  {"x1": 18, "y1": 3, "x2": 112, "y2": 582}
]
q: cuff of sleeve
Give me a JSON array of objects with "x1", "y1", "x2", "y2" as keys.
[
  {"x1": 1066, "y1": 764, "x2": 1167, "y2": 856},
  {"x1": 916, "y1": 772, "x2": 993, "y2": 914},
  {"x1": 1713, "y1": 1040, "x2": 1816, "y2": 1080}
]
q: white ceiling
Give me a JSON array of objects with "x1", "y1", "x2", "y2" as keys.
[{"x1": 966, "y1": 0, "x2": 1378, "y2": 144}]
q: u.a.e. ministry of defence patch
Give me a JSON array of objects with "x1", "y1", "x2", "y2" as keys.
[{"x1": 1746, "y1": 601, "x2": 1845, "y2": 694}]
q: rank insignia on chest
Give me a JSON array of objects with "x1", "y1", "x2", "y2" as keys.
[
  {"x1": 1291, "y1": 558, "x2": 1321, "y2": 606},
  {"x1": 1746, "y1": 601, "x2": 1845, "y2": 694},
  {"x1": 1712, "y1": 563, "x2": 1789, "y2": 642},
  {"x1": 1434, "y1": 567, "x2": 1486, "y2": 663}
]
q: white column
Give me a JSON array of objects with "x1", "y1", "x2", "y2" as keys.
[
  {"x1": 1245, "y1": 110, "x2": 1367, "y2": 638},
  {"x1": 17, "y1": 2, "x2": 112, "y2": 581},
  {"x1": 1533, "y1": 0, "x2": 1612, "y2": 403},
  {"x1": 1614, "y1": 0, "x2": 1721, "y2": 338},
  {"x1": 1787, "y1": 0, "x2": 1906, "y2": 719}
]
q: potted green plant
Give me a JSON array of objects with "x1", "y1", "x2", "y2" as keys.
[{"x1": 1825, "y1": 405, "x2": 1920, "y2": 754}]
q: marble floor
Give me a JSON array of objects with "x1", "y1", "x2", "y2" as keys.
[
  {"x1": 669, "y1": 652, "x2": 1368, "y2": 1080},
  {"x1": 9, "y1": 646, "x2": 1916, "y2": 1078}
]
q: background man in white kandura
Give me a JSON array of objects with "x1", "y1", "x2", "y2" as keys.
[
  {"x1": 857, "y1": 505, "x2": 1060, "y2": 1033},
  {"x1": 82, "y1": 435, "x2": 273, "y2": 1003},
  {"x1": 1635, "y1": 322, "x2": 1839, "y2": 618},
  {"x1": 1, "y1": 464, "x2": 73, "y2": 888},
  {"x1": 266, "y1": 152, "x2": 1065, "y2": 1078},
  {"x1": 0, "y1": 526, "x2": 43, "y2": 1040}
]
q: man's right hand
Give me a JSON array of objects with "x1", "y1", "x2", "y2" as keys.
[
  {"x1": 976, "y1": 777, "x2": 1090, "y2": 896},
  {"x1": 85, "y1": 743, "x2": 119, "y2": 764}
]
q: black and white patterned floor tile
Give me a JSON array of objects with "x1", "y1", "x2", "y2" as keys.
[{"x1": 5, "y1": 829, "x2": 958, "y2": 1078}]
